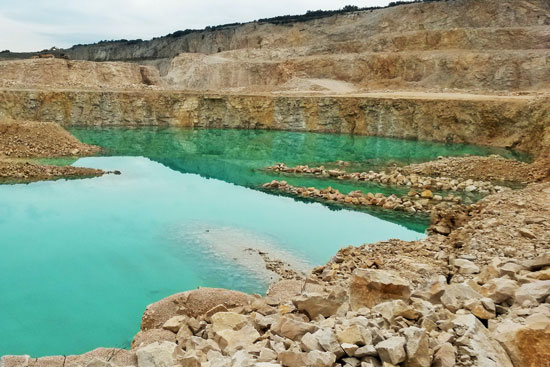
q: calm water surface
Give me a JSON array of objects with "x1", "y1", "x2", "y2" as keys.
[{"x1": 0, "y1": 128, "x2": 521, "y2": 357}]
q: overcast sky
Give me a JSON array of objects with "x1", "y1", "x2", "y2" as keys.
[{"x1": 0, "y1": 1, "x2": 406, "y2": 52}]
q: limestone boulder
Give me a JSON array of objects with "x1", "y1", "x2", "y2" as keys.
[
  {"x1": 440, "y1": 283, "x2": 482, "y2": 312},
  {"x1": 215, "y1": 324, "x2": 260, "y2": 353},
  {"x1": 335, "y1": 324, "x2": 371, "y2": 346},
  {"x1": 452, "y1": 314, "x2": 513, "y2": 367},
  {"x1": 210, "y1": 312, "x2": 248, "y2": 332},
  {"x1": 132, "y1": 329, "x2": 176, "y2": 350},
  {"x1": 162, "y1": 316, "x2": 187, "y2": 333},
  {"x1": 514, "y1": 280, "x2": 550, "y2": 305},
  {"x1": 312, "y1": 328, "x2": 345, "y2": 358},
  {"x1": 375, "y1": 336, "x2": 407, "y2": 365},
  {"x1": 480, "y1": 278, "x2": 518, "y2": 304},
  {"x1": 271, "y1": 315, "x2": 318, "y2": 340},
  {"x1": 136, "y1": 341, "x2": 184, "y2": 367},
  {"x1": 140, "y1": 288, "x2": 253, "y2": 330},
  {"x1": 402, "y1": 327, "x2": 431, "y2": 367},
  {"x1": 350, "y1": 269, "x2": 411, "y2": 310},
  {"x1": 306, "y1": 350, "x2": 337, "y2": 367},
  {"x1": 432, "y1": 343, "x2": 455, "y2": 367},
  {"x1": 277, "y1": 351, "x2": 307, "y2": 367},
  {"x1": 292, "y1": 287, "x2": 348, "y2": 319},
  {"x1": 492, "y1": 316, "x2": 550, "y2": 367}
]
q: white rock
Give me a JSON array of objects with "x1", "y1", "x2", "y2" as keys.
[
  {"x1": 306, "y1": 350, "x2": 337, "y2": 367},
  {"x1": 375, "y1": 336, "x2": 406, "y2": 365},
  {"x1": 211, "y1": 312, "x2": 249, "y2": 332},
  {"x1": 136, "y1": 341, "x2": 184, "y2": 367}
]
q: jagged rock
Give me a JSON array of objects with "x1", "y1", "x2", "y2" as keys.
[
  {"x1": 292, "y1": 288, "x2": 348, "y2": 319},
  {"x1": 375, "y1": 336, "x2": 406, "y2": 365},
  {"x1": 440, "y1": 283, "x2": 482, "y2": 312},
  {"x1": 336, "y1": 324, "x2": 371, "y2": 346},
  {"x1": 215, "y1": 325, "x2": 260, "y2": 353},
  {"x1": 453, "y1": 314, "x2": 513, "y2": 367},
  {"x1": 230, "y1": 350, "x2": 255, "y2": 367},
  {"x1": 307, "y1": 350, "x2": 337, "y2": 367},
  {"x1": 373, "y1": 300, "x2": 421, "y2": 321},
  {"x1": 464, "y1": 299, "x2": 496, "y2": 320},
  {"x1": 141, "y1": 288, "x2": 253, "y2": 330},
  {"x1": 522, "y1": 254, "x2": 550, "y2": 271},
  {"x1": 136, "y1": 341, "x2": 184, "y2": 367},
  {"x1": 175, "y1": 325, "x2": 193, "y2": 346},
  {"x1": 492, "y1": 316, "x2": 550, "y2": 367},
  {"x1": 432, "y1": 343, "x2": 455, "y2": 367},
  {"x1": 350, "y1": 269, "x2": 411, "y2": 310},
  {"x1": 132, "y1": 329, "x2": 176, "y2": 349},
  {"x1": 277, "y1": 351, "x2": 308, "y2": 367},
  {"x1": 341, "y1": 343, "x2": 359, "y2": 357},
  {"x1": 185, "y1": 336, "x2": 220, "y2": 354},
  {"x1": 211, "y1": 312, "x2": 248, "y2": 332},
  {"x1": 258, "y1": 348, "x2": 278, "y2": 362},
  {"x1": 162, "y1": 316, "x2": 187, "y2": 333},
  {"x1": 454, "y1": 259, "x2": 480, "y2": 275},
  {"x1": 514, "y1": 280, "x2": 550, "y2": 305},
  {"x1": 402, "y1": 327, "x2": 431, "y2": 367},
  {"x1": 479, "y1": 278, "x2": 518, "y2": 304},
  {"x1": 180, "y1": 350, "x2": 203, "y2": 367},
  {"x1": 271, "y1": 316, "x2": 318, "y2": 340},
  {"x1": 301, "y1": 332, "x2": 323, "y2": 352},
  {"x1": 313, "y1": 328, "x2": 345, "y2": 358},
  {"x1": 354, "y1": 344, "x2": 378, "y2": 358}
]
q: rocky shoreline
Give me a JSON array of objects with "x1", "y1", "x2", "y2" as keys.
[
  {"x1": 3, "y1": 174, "x2": 548, "y2": 367},
  {"x1": 266, "y1": 162, "x2": 511, "y2": 194},
  {"x1": 261, "y1": 180, "x2": 460, "y2": 214}
]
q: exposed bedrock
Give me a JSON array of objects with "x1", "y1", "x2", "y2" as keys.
[
  {"x1": 0, "y1": 90, "x2": 549, "y2": 157},
  {"x1": 6, "y1": 0, "x2": 546, "y2": 63}
]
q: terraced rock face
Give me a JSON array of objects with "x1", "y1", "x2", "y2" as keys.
[{"x1": 3, "y1": 0, "x2": 548, "y2": 93}]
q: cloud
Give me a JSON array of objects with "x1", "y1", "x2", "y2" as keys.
[{"x1": 0, "y1": 0, "x2": 404, "y2": 52}]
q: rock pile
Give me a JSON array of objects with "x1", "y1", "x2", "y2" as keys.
[
  {"x1": 0, "y1": 120, "x2": 105, "y2": 182},
  {"x1": 262, "y1": 180, "x2": 461, "y2": 214},
  {"x1": 8, "y1": 254, "x2": 548, "y2": 367},
  {"x1": 128, "y1": 254, "x2": 550, "y2": 367},
  {"x1": 267, "y1": 163, "x2": 509, "y2": 194}
]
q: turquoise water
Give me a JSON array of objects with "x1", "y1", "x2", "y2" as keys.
[{"x1": 0, "y1": 128, "x2": 520, "y2": 357}]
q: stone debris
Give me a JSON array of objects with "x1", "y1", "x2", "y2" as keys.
[
  {"x1": 262, "y1": 180, "x2": 461, "y2": 214},
  {"x1": 267, "y1": 162, "x2": 510, "y2": 194},
  {"x1": 7, "y1": 247, "x2": 548, "y2": 367}
]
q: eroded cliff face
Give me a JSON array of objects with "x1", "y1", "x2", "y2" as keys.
[
  {"x1": 0, "y1": 90, "x2": 548, "y2": 157},
  {"x1": 27, "y1": 0, "x2": 550, "y2": 62},
  {"x1": 0, "y1": 59, "x2": 164, "y2": 90}
]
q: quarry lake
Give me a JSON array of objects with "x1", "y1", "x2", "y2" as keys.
[{"x1": 0, "y1": 128, "x2": 523, "y2": 357}]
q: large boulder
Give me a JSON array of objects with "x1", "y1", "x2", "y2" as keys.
[
  {"x1": 402, "y1": 326, "x2": 431, "y2": 367},
  {"x1": 292, "y1": 287, "x2": 348, "y2": 319},
  {"x1": 271, "y1": 315, "x2": 319, "y2": 340},
  {"x1": 136, "y1": 341, "x2": 184, "y2": 367},
  {"x1": 210, "y1": 312, "x2": 248, "y2": 332},
  {"x1": 440, "y1": 283, "x2": 482, "y2": 312},
  {"x1": 492, "y1": 315, "x2": 550, "y2": 367},
  {"x1": 140, "y1": 288, "x2": 253, "y2": 330},
  {"x1": 453, "y1": 314, "x2": 513, "y2": 367},
  {"x1": 375, "y1": 336, "x2": 407, "y2": 365},
  {"x1": 132, "y1": 329, "x2": 176, "y2": 350},
  {"x1": 349, "y1": 269, "x2": 411, "y2": 310},
  {"x1": 215, "y1": 324, "x2": 260, "y2": 353},
  {"x1": 514, "y1": 280, "x2": 550, "y2": 305}
]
